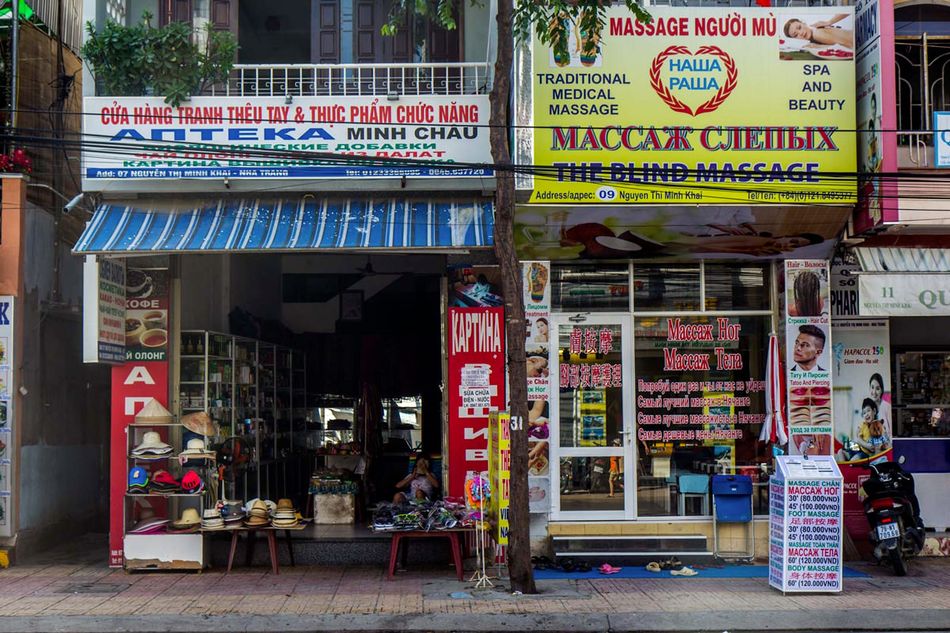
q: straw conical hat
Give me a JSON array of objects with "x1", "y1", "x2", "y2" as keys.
[
  {"x1": 134, "y1": 398, "x2": 173, "y2": 424},
  {"x1": 181, "y1": 411, "x2": 217, "y2": 436}
]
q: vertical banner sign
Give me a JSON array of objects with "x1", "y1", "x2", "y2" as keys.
[
  {"x1": 770, "y1": 456, "x2": 844, "y2": 593},
  {"x1": 108, "y1": 268, "x2": 170, "y2": 566},
  {"x1": 786, "y1": 261, "x2": 833, "y2": 456},
  {"x1": 831, "y1": 319, "x2": 891, "y2": 543},
  {"x1": 83, "y1": 256, "x2": 127, "y2": 363},
  {"x1": 447, "y1": 307, "x2": 506, "y2": 498},
  {"x1": 523, "y1": 261, "x2": 552, "y2": 513},
  {"x1": 487, "y1": 411, "x2": 511, "y2": 545},
  {"x1": 854, "y1": 0, "x2": 899, "y2": 231},
  {"x1": 0, "y1": 297, "x2": 13, "y2": 537}
]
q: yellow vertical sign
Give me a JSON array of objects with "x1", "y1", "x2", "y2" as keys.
[{"x1": 488, "y1": 411, "x2": 511, "y2": 545}]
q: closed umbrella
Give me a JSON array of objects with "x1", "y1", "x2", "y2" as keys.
[{"x1": 760, "y1": 333, "x2": 788, "y2": 445}]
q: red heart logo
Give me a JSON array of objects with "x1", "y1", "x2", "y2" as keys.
[{"x1": 649, "y1": 45, "x2": 738, "y2": 116}]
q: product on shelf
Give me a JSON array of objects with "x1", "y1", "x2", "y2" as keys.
[
  {"x1": 201, "y1": 508, "x2": 225, "y2": 530},
  {"x1": 272, "y1": 498, "x2": 299, "y2": 527},
  {"x1": 179, "y1": 437, "x2": 215, "y2": 460},
  {"x1": 181, "y1": 470, "x2": 204, "y2": 494},
  {"x1": 127, "y1": 467, "x2": 149, "y2": 494},
  {"x1": 150, "y1": 469, "x2": 181, "y2": 493},
  {"x1": 131, "y1": 432, "x2": 173, "y2": 457},
  {"x1": 134, "y1": 399, "x2": 173, "y2": 424},
  {"x1": 181, "y1": 411, "x2": 218, "y2": 437},
  {"x1": 244, "y1": 499, "x2": 270, "y2": 527},
  {"x1": 168, "y1": 508, "x2": 201, "y2": 533}
]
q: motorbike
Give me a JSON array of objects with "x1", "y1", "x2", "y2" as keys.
[{"x1": 860, "y1": 456, "x2": 925, "y2": 576}]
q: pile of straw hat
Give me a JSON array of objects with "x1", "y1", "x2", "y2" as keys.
[{"x1": 272, "y1": 499, "x2": 299, "y2": 528}]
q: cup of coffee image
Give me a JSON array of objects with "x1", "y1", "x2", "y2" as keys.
[
  {"x1": 126, "y1": 269, "x2": 153, "y2": 298},
  {"x1": 140, "y1": 329, "x2": 167, "y2": 348},
  {"x1": 126, "y1": 318, "x2": 145, "y2": 345},
  {"x1": 143, "y1": 310, "x2": 166, "y2": 330}
]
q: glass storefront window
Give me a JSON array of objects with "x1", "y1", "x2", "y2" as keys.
[
  {"x1": 633, "y1": 264, "x2": 701, "y2": 312},
  {"x1": 703, "y1": 264, "x2": 771, "y2": 311},
  {"x1": 552, "y1": 264, "x2": 629, "y2": 312},
  {"x1": 557, "y1": 324, "x2": 624, "y2": 448},
  {"x1": 559, "y1": 456, "x2": 625, "y2": 513},
  {"x1": 634, "y1": 315, "x2": 771, "y2": 516}
]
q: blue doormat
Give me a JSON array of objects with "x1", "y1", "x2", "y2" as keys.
[{"x1": 534, "y1": 565, "x2": 870, "y2": 580}]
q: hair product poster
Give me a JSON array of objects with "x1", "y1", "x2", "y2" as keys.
[
  {"x1": 785, "y1": 260, "x2": 833, "y2": 456},
  {"x1": 831, "y1": 319, "x2": 892, "y2": 463}
]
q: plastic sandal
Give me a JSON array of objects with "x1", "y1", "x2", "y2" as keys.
[
  {"x1": 670, "y1": 566, "x2": 698, "y2": 576},
  {"x1": 645, "y1": 562, "x2": 661, "y2": 572},
  {"x1": 598, "y1": 564, "x2": 622, "y2": 575},
  {"x1": 575, "y1": 561, "x2": 592, "y2": 572}
]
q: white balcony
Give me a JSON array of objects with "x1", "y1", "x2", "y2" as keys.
[{"x1": 201, "y1": 62, "x2": 493, "y2": 98}]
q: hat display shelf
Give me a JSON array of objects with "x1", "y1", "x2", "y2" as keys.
[{"x1": 124, "y1": 398, "x2": 215, "y2": 571}]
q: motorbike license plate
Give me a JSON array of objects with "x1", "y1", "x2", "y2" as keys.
[{"x1": 877, "y1": 523, "x2": 900, "y2": 540}]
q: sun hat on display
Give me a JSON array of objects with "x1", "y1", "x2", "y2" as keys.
[
  {"x1": 180, "y1": 437, "x2": 213, "y2": 457},
  {"x1": 243, "y1": 500, "x2": 270, "y2": 526},
  {"x1": 180, "y1": 470, "x2": 204, "y2": 494},
  {"x1": 134, "y1": 399, "x2": 174, "y2": 425},
  {"x1": 127, "y1": 467, "x2": 149, "y2": 492},
  {"x1": 181, "y1": 411, "x2": 217, "y2": 437},
  {"x1": 201, "y1": 508, "x2": 225, "y2": 530},
  {"x1": 131, "y1": 432, "x2": 173, "y2": 456},
  {"x1": 129, "y1": 517, "x2": 169, "y2": 534},
  {"x1": 272, "y1": 498, "x2": 299, "y2": 527},
  {"x1": 169, "y1": 508, "x2": 202, "y2": 531}
]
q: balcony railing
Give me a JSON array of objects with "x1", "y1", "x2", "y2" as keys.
[
  {"x1": 896, "y1": 36, "x2": 950, "y2": 168},
  {"x1": 201, "y1": 63, "x2": 493, "y2": 98}
]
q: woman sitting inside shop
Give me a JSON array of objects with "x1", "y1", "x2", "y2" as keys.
[{"x1": 393, "y1": 454, "x2": 440, "y2": 503}]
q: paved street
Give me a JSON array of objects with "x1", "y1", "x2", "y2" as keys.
[{"x1": 0, "y1": 536, "x2": 948, "y2": 632}]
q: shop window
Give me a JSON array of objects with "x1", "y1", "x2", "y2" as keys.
[
  {"x1": 556, "y1": 323, "x2": 624, "y2": 449},
  {"x1": 895, "y1": 352, "x2": 950, "y2": 438},
  {"x1": 633, "y1": 315, "x2": 771, "y2": 517},
  {"x1": 551, "y1": 264, "x2": 629, "y2": 312},
  {"x1": 703, "y1": 264, "x2": 771, "y2": 311},
  {"x1": 559, "y1": 456, "x2": 624, "y2": 513},
  {"x1": 632, "y1": 264, "x2": 701, "y2": 312}
]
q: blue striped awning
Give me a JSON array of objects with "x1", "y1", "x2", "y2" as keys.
[{"x1": 73, "y1": 197, "x2": 494, "y2": 254}]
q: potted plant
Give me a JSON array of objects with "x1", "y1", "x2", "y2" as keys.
[{"x1": 82, "y1": 12, "x2": 238, "y2": 107}]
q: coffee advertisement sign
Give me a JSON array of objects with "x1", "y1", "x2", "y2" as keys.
[{"x1": 125, "y1": 268, "x2": 169, "y2": 361}]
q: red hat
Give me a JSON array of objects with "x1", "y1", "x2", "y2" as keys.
[
  {"x1": 181, "y1": 470, "x2": 204, "y2": 493},
  {"x1": 151, "y1": 470, "x2": 180, "y2": 487}
]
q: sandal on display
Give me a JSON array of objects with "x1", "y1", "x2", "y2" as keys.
[
  {"x1": 645, "y1": 562, "x2": 662, "y2": 572},
  {"x1": 670, "y1": 566, "x2": 698, "y2": 577}
]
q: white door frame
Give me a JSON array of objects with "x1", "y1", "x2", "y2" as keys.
[{"x1": 550, "y1": 313, "x2": 636, "y2": 521}]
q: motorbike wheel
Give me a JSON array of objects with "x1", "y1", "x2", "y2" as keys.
[{"x1": 889, "y1": 547, "x2": 908, "y2": 576}]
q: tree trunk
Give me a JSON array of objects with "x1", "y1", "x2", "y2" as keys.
[{"x1": 490, "y1": 0, "x2": 536, "y2": 595}]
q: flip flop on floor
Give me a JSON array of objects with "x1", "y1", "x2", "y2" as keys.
[
  {"x1": 645, "y1": 562, "x2": 662, "y2": 572},
  {"x1": 599, "y1": 564, "x2": 622, "y2": 575},
  {"x1": 670, "y1": 566, "x2": 698, "y2": 576}
]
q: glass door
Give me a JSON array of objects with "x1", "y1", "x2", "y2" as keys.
[{"x1": 551, "y1": 315, "x2": 634, "y2": 520}]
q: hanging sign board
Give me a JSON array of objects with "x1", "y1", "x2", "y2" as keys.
[
  {"x1": 83, "y1": 256, "x2": 126, "y2": 364},
  {"x1": 860, "y1": 273, "x2": 950, "y2": 316}
]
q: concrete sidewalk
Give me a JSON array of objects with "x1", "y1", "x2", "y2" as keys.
[{"x1": 0, "y1": 536, "x2": 948, "y2": 632}]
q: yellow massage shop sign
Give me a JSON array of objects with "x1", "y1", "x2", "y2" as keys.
[{"x1": 529, "y1": 7, "x2": 857, "y2": 205}]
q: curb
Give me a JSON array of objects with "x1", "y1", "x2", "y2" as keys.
[{"x1": 0, "y1": 609, "x2": 949, "y2": 633}]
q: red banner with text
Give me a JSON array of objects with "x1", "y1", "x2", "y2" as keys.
[{"x1": 447, "y1": 307, "x2": 506, "y2": 498}]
